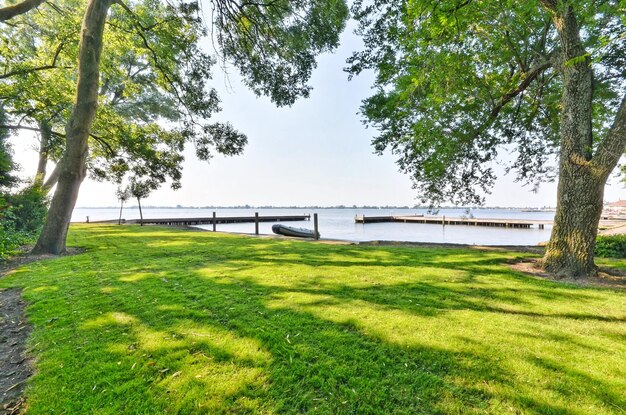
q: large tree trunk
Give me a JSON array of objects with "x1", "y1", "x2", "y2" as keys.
[
  {"x1": 541, "y1": 2, "x2": 626, "y2": 277},
  {"x1": 543, "y1": 166, "x2": 605, "y2": 277},
  {"x1": 32, "y1": 0, "x2": 113, "y2": 254}
]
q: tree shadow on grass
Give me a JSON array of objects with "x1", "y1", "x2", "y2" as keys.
[
  {"x1": 21, "y1": 270, "x2": 624, "y2": 414},
  {"x1": 9, "y1": 226, "x2": 626, "y2": 414},
  {"x1": 70, "y1": 276, "x2": 509, "y2": 414}
]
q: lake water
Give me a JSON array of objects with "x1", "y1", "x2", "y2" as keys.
[{"x1": 73, "y1": 207, "x2": 555, "y2": 246}]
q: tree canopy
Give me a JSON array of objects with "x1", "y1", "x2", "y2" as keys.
[
  {"x1": 1, "y1": 0, "x2": 350, "y2": 191},
  {"x1": 0, "y1": 0, "x2": 248, "y2": 190},
  {"x1": 347, "y1": 0, "x2": 626, "y2": 205},
  {"x1": 2, "y1": 0, "x2": 350, "y2": 254},
  {"x1": 347, "y1": 0, "x2": 626, "y2": 276}
]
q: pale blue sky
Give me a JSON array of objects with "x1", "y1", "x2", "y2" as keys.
[{"x1": 9, "y1": 22, "x2": 626, "y2": 207}]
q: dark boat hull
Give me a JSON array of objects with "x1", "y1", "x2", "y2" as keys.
[{"x1": 272, "y1": 224, "x2": 317, "y2": 238}]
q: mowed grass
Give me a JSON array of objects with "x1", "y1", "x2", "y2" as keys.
[{"x1": 1, "y1": 225, "x2": 625, "y2": 414}]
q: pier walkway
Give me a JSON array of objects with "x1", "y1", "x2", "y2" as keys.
[
  {"x1": 355, "y1": 215, "x2": 625, "y2": 230},
  {"x1": 94, "y1": 214, "x2": 310, "y2": 226}
]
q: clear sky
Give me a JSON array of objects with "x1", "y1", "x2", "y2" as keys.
[{"x1": 8, "y1": 22, "x2": 626, "y2": 208}]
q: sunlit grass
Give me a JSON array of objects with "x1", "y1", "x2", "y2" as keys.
[{"x1": 1, "y1": 224, "x2": 625, "y2": 414}]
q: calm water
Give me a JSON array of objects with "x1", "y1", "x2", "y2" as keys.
[{"x1": 73, "y1": 207, "x2": 555, "y2": 246}]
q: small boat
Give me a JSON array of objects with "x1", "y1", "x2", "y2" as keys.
[{"x1": 272, "y1": 224, "x2": 318, "y2": 239}]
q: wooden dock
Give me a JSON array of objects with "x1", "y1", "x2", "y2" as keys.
[
  {"x1": 355, "y1": 215, "x2": 552, "y2": 229},
  {"x1": 95, "y1": 214, "x2": 310, "y2": 226},
  {"x1": 355, "y1": 215, "x2": 626, "y2": 230}
]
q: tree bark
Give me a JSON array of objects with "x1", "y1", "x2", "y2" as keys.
[
  {"x1": 34, "y1": 121, "x2": 51, "y2": 186},
  {"x1": 42, "y1": 163, "x2": 60, "y2": 193},
  {"x1": 137, "y1": 197, "x2": 143, "y2": 226},
  {"x1": 118, "y1": 199, "x2": 124, "y2": 225},
  {"x1": 32, "y1": 0, "x2": 113, "y2": 254},
  {"x1": 0, "y1": 0, "x2": 45, "y2": 22},
  {"x1": 543, "y1": 166, "x2": 605, "y2": 277},
  {"x1": 542, "y1": 3, "x2": 626, "y2": 277}
]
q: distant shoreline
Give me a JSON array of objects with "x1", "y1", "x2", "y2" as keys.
[{"x1": 75, "y1": 206, "x2": 558, "y2": 211}]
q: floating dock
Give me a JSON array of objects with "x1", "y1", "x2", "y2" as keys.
[
  {"x1": 355, "y1": 215, "x2": 626, "y2": 230},
  {"x1": 94, "y1": 214, "x2": 310, "y2": 226},
  {"x1": 355, "y1": 215, "x2": 552, "y2": 229}
]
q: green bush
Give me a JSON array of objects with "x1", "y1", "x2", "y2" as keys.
[
  {"x1": 595, "y1": 235, "x2": 626, "y2": 258},
  {"x1": 0, "y1": 185, "x2": 48, "y2": 260}
]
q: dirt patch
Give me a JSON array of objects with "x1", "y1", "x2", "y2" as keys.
[
  {"x1": 0, "y1": 289, "x2": 31, "y2": 415},
  {"x1": 599, "y1": 223, "x2": 626, "y2": 236},
  {"x1": 510, "y1": 259, "x2": 626, "y2": 289},
  {"x1": 0, "y1": 247, "x2": 84, "y2": 414}
]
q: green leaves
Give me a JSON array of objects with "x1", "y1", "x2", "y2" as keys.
[
  {"x1": 1, "y1": 0, "x2": 349, "y2": 197},
  {"x1": 196, "y1": 123, "x2": 247, "y2": 161},
  {"x1": 214, "y1": 0, "x2": 349, "y2": 106},
  {"x1": 0, "y1": 107, "x2": 18, "y2": 190},
  {"x1": 348, "y1": 0, "x2": 625, "y2": 206}
]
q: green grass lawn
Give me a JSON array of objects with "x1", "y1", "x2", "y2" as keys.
[{"x1": 1, "y1": 225, "x2": 625, "y2": 414}]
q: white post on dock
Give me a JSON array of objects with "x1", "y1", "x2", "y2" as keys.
[
  {"x1": 442, "y1": 215, "x2": 445, "y2": 226},
  {"x1": 314, "y1": 213, "x2": 319, "y2": 240},
  {"x1": 255, "y1": 212, "x2": 259, "y2": 235},
  {"x1": 212, "y1": 211, "x2": 216, "y2": 232}
]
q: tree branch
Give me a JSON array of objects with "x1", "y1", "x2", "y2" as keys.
[
  {"x1": 0, "y1": 0, "x2": 46, "y2": 22},
  {"x1": 538, "y1": 0, "x2": 559, "y2": 13},
  {"x1": 0, "y1": 124, "x2": 43, "y2": 133},
  {"x1": 0, "y1": 123, "x2": 116, "y2": 157},
  {"x1": 488, "y1": 59, "x2": 553, "y2": 119},
  {"x1": 591, "y1": 94, "x2": 626, "y2": 172},
  {"x1": 42, "y1": 162, "x2": 60, "y2": 192},
  {"x1": 0, "y1": 42, "x2": 69, "y2": 79},
  {"x1": 113, "y1": 1, "x2": 189, "y2": 119}
]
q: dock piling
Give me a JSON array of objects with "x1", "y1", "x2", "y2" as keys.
[
  {"x1": 314, "y1": 213, "x2": 319, "y2": 240},
  {"x1": 255, "y1": 212, "x2": 259, "y2": 235},
  {"x1": 212, "y1": 212, "x2": 216, "y2": 232}
]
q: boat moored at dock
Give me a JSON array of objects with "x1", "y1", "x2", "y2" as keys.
[{"x1": 272, "y1": 224, "x2": 318, "y2": 239}]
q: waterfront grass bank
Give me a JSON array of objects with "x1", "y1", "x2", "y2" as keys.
[{"x1": 1, "y1": 225, "x2": 625, "y2": 414}]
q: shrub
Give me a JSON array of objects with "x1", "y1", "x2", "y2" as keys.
[
  {"x1": 595, "y1": 235, "x2": 626, "y2": 258},
  {"x1": 0, "y1": 185, "x2": 48, "y2": 260}
]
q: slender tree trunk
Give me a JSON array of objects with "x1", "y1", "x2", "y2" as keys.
[
  {"x1": 118, "y1": 199, "x2": 124, "y2": 225},
  {"x1": 137, "y1": 197, "x2": 143, "y2": 226},
  {"x1": 42, "y1": 163, "x2": 60, "y2": 193},
  {"x1": 34, "y1": 120, "x2": 51, "y2": 186},
  {"x1": 32, "y1": 0, "x2": 113, "y2": 254}
]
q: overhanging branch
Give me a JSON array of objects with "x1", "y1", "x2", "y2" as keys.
[
  {"x1": 114, "y1": 0, "x2": 190, "y2": 120},
  {"x1": 0, "y1": 124, "x2": 44, "y2": 133},
  {"x1": 0, "y1": 123, "x2": 117, "y2": 157},
  {"x1": 0, "y1": 0, "x2": 46, "y2": 22},
  {"x1": 0, "y1": 42, "x2": 69, "y2": 79},
  {"x1": 489, "y1": 60, "x2": 553, "y2": 119},
  {"x1": 465, "y1": 59, "x2": 554, "y2": 141},
  {"x1": 591, "y1": 94, "x2": 626, "y2": 173}
]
